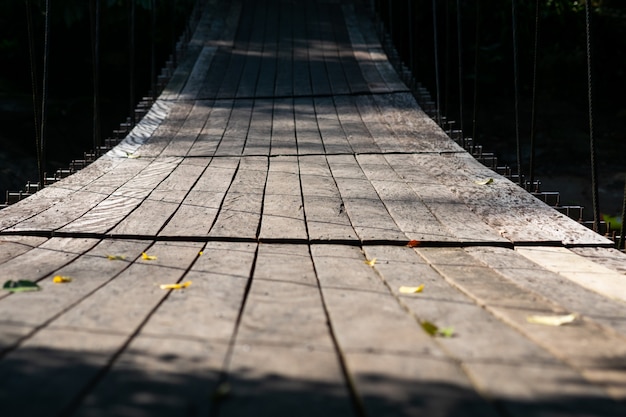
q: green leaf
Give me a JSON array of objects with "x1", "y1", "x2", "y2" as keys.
[
  {"x1": 3, "y1": 280, "x2": 41, "y2": 293},
  {"x1": 421, "y1": 320, "x2": 438, "y2": 336}
]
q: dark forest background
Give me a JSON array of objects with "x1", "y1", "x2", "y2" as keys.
[{"x1": 1, "y1": 0, "x2": 625, "y2": 221}]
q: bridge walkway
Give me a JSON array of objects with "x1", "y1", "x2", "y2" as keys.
[{"x1": 1, "y1": 0, "x2": 626, "y2": 415}]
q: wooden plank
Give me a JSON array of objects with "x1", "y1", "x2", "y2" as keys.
[
  {"x1": 0, "y1": 235, "x2": 48, "y2": 265},
  {"x1": 159, "y1": 100, "x2": 215, "y2": 158},
  {"x1": 385, "y1": 153, "x2": 510, "y2": 243},
  {"x1": 221, "y1": 243, "x2": 352, "y2": 415},
  {"x1": 329, "y1": 4, "x2": 368, "y2": 95},
  {"x1": 310, "y1": 244, "x2": 497, "y2": 417},
  {"x1": 270, "y1": 98, "x2": 297, "y2": 156},
  {"x1": 274, "y1": 0, "x2": 294, "y2": 98},
  {"x1": 291, "y1": 2, "x2": 313, "y2": 97},
  {"x1": 254, "y1": 0, "x2": 279, "y2": 98},
  {"x1": 214, "y1": 99, "x2": 254, "y2": 156},
  {"x1": 314, "y1": 97, "x2": 353, "y2": 155},
  {"x1": 0, "y1": 239, "x2": 148, "y2": 354},
  {"x1": 243, "y1": 99, "x2": 273, "y2": 156},
  {"x1": 317, "y1": 2, "x2": 351, "y2": 96},
  {"x1": 259, "y1": 157, "x2": 307, "y2": 240},
  {"x1": 58, "y1": 158, "x2": 182, "y2": 234},
  {"x1": 0, "y1": 240, "x2": 203, "y2": 416},
  {"x1": 299, "y1": 155, "x2": 358, "y2": 241},
  {"x1": 294, "y1": 97, "x2": 325, "y2": 155},
  {"x1": 417, "y1": 246, "x2": 626, "y2": 403},
  {"x1": 333, "y1": 95, "x2": 381, "y2": 154},
  {"x1": 569, "y1": 247, "x2": 626, "y2": 275},
  {"x1": 187, "y1": 99, "x2": 234, "y2": 157},
  {"x1": 467, "y1": 246, "x2": 626, "y2": 338},
  {"x1": 353, "y1": 94, "x2": 407, "y2": 153},
  {"x1": 516, "y1": 246, "x2": 626, "y2": 305},
  {"x1": 356, "y1": 154, "x2": 457, "y2": 242},
  {"x1": 178, "y1": 46, "x2": 217, "y2": 100},
  {"x1": 235, "y1": 0, "x2": 266, "y2": 99},
  {"x1": 364, "y1": 245, "x2": 626, "y2": 416},
  {"x1": 108, "y1": 160, "x2": 208, "y2": 236},
  {"x1": 307, "y1": 1, "x2": 332, "y2": 96},
  {"x1": 68, "y1": 241, "x2": 257, "y2": 417},
  {"x1": 415, "y1": 152, "x2": 613, "y2": 245},
  {"x1": 208, "y1": 156, "x2": 268, "y2": 239},
  {"x1": 158, "y1": 157, "x2": 239, "y2": 237},
  {"x1": 0, "y1": 186, "x2": 73, "y2": 232},
  {"x1": 327, "y1": 154, "x2": 407, "y2": 242}
]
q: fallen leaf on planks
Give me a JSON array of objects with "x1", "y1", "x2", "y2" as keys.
[
  {"x1": 399, "y1": 284, "x2": 425, "y2": 294},
  {"x1": 160, "y1": 281, "x2": 192, "y2": 290},
  {"x1": 407, "y1": 240, "x2": 421, "y2": 247},
  {"x1": 198, "y1": 251, "x2": 204, "y2": 256},
  {"x1": 142, "y1": 252, "x2": 158, "y2": 261},
  {"x1": 421, "y1": 320, "x2": 455, "y2": 338},
  {"x1": 125, "y1": 152, "x2": 140, "y2": 159},
  {"x1": 474, "y1": 178, "x2": 494, "y2": 185},
  {"x1": 364, "y1": 258, "x2": 377, "y2": 266},
  {"x1": 3, "y1": 280, "x2": 41, "y2": 292},
  {"x1": 52, "y1": 275, "x2": 73, "y2": 284},
  {"x1": 106, "y1": 254, "x2": 126, "y2": 261},
  {"x1": 527, "y1": 313, "x2": 578, "y2": 326}
]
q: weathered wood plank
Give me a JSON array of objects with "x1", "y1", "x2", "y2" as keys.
[
  {"x1": 311, "y1": 244, "x2": 497, "y2": 417},
  {"x1": 243, "y1": 99, "x2": 273, "y2": 156},
  {"x1": 294, "y1": 97, "x2": 324, "y2": 155},
  {"x1": 318, "y1": 3, "x2": 351, "y2": 96},
  {"x1": 315, "y1": 97, "x2": 353, "y2": 155},
  {"x1": 158, "y1": 157, "x2": 239, "y2": 237},
  {"x1": 0, "y1": 239, "x2": 148, "y2": 354},
  {"x1": 0, "y1": 235, "x2": 48, "y2": 265},
  {"x1": 467, "y1": 246, "x2": 626, "y2": 337},
  {"x1": 214, "y1": 99, "x2": 254, "y2": 156},
  {"x1": 356, "y1": 154, "x2": 457, "y2": 242},
  {"x1": 307, "y1": 1, "x2": 332, "y2": 96},
  {"x1": 259, "y1": 157, "x2": 307, "y2": 240},
  {"x1": 68, "y1": 241, "x2": 257, "y2": 417},
  {"x1": 208, "y1": 156, "x2": 268, "y2": 239},
  {"x1": 569, "y1": 247, "x2": 626, "y2": 275},
  {"x1": 334, "y1": 95, "x2": 381, "y2": 154},
  {"x1": 187, "y1": 99, "x2": 234, "y2": 157},
  {"x1": 234, "y1": 0, "x2": 266, "y2": 99},
  {"x1": 299, "y1": 155, "x2": 358, "y2": 241},
  {"x1": 385, "y1": 153, "x2": 511, "y2": 243},
  {"x1": 271, "y1": 98, "x2": 297, "y2": 156},
  {"x1": 417, "y1": 247, "x2": 626, "y2": 403},
  {"x1": 327, "y1": 154, "x2": 407, "y2": 242},
  {"x1": 255, "y1": 0, "x2": 279, "y2": 99},
  {"x1": 292, "y1": 2, "x2": 313, "y2": 97},
  {"x1": 274, "y1": 0, "x2": 294, "y2": 98}
]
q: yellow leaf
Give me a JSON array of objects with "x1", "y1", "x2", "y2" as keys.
[
  {"x1": 52, "y1": 275, "x2": 73, "y2": 284},
  {"x1": 364, "y1": 258, "x2": 377, "y2": 266},
  {"x1": 198, "y1": 251, "x2": 204, "y2": 256},
  {"x1": 438, "y1": 327, "x2": 455, "y2": 338},
  {"x1": 159, "y1": 281, "x2": 192, "y2": 290},
  {"x1": 475, "y1": 178, "x2": 494, "y2": 185},
  {"x1": 399, "y1": 284, "x2": 424, "y2": 294},
  {"x1": 125, "y1": 152, "x2": 140, "y2": 159},
  {"x1": 106, "y1": 254, "x2": 126, "y2": 261},
  {"x1": 142, "y1": 252, "x2": 157, "y2": 261},
  {"x1": 527, "y1": 313, "x2": 578, "y2": 326}
]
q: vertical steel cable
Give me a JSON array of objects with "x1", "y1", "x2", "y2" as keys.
[
  {"x1": 432, "y1": 0, "x2": 442, "y2": 125},
  {"x1": 39, "y1": 0, "x2": 51, "y2": 186},
  {"x1": 90, "y1": 0, "x2": 101, "y2": 151},
  {"x1": 511, "y1": 0, "x2": 522, "y2": 186},
  {"x1": 129, "y1": 0, "x2": 136, "y2": 124},
  {"x1": 585, "y1": 1, "x2": 600, "y2": 233},
  {"x1": 471, "y1": 0, "x2": 480, "y2": 151},
  {"x1": 528, "y1": 0, "x2": 540, "y2": 191},
  {"x1": 151, "y1": 0, "x2": 157, "y2": 101},
  {"x1": 617, "y1": 175, "x2": 626, "y2": 249},
  {"x1": 25, "y1": 0, "x2": 43, "y2": 187},
  {"x1": 455, "y1": 0, "x2": 464, "y2": 147}
]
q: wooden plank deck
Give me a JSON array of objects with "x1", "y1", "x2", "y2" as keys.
[{"x1": 1, "y1": 0, "x2": 626, "y2": 416}]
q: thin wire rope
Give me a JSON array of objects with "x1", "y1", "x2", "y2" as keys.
[
  {"x1": 129, "y1": 0, "x2": 136, "y2": 124},
  {"x1": 432, "y1": 0, "x2": 442, "y2": 125},
  {"x1": 511, "y1": 0, "x2": 522, "y2": 186},
  {"x1": 151, "y1": 0, "x2": 157, "y2": 101},
  {"x1": 528, "y1": 0, "x2": 540, "y2": 191},
  {"x1": 25, "y1": 0, "x2": 43, "y2": 187},
  {"x1": 585, "y1": 1, "x2": 600, "y2": 233},
  {"x1": 40, "y1": 0, "x2": 51, "y2": 187},
  {"x1": 455, "y1": 0, "x2": 464, "y2": 148},
  {"x1": 617, "y1": 175, "x2": 626, "y2": 249},
  {"x1": 89, "y1": 0, "x2": 101, "y2": 151},
  {"x1": 471, "y1": 0, "x2": 480, "y2": 153}
]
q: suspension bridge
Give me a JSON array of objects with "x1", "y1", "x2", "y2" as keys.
[{"x1": 1, "y1": 0, "x2": 626, "y2": 416}]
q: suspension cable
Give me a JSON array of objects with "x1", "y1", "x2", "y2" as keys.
[
  {"x1": 25, "y1": 0, "x2": 43, "y2": 187},
  {"x1": 511, "y1": 0, "x2": 522, "y2": 186},
  {"x1": 89, "y1": 0, "x2": 101, "y2": 151},
  {"x1": 151, "y1": 0, "x2": 157, "y2": 101},
  {"x1": 471, "y1": 0, "x2": 480, "y2": 152},
  {"x1": 39, "y1": 0, "x2": 51, "y2": 187},
  {"x1": 455, "y1": 0, "x2": 465, "y2": 148},
  {"x1": 432, "y1": 0, "x2": 442, "y2": 125},
  {"x1": 620, "y1": 176, "x2": 626, "y2": 249},
  {"x1": 129, "y1": 0, "x2": 136, "y2": 124},
  {"x1": 528, "y1": 0, "x2": 540, "y2": 191},
  {"x1": 585, "y1": 1, "x2": 600, "y2": 233}
]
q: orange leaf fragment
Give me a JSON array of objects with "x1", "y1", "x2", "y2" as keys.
[{"x1": 407, "y1": 240, "x2": 421, "y2": 248}]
